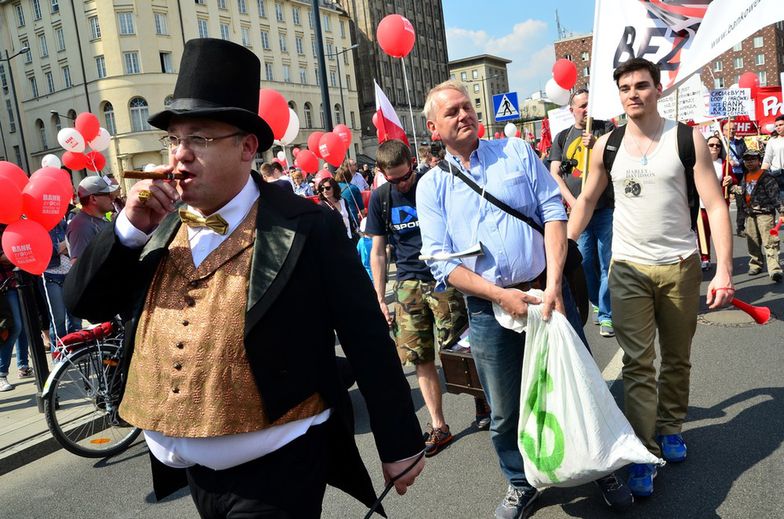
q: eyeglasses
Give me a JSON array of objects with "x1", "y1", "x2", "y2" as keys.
[
  {"x1": 707, "y1": 143, "x2": 722, "y2": 148},
  {"x1": 384, "y1": 169, "x2": 414, "y2": 185},
  {"x1": 159, "y1": 132, "x2": 243, "y2": 151},
  {"x1": 320, "y1": 185, "x2": 334, "y2": 192}
]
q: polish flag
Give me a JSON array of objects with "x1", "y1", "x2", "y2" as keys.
[{"x1": 374, "y1": 81, "x2": 409, "y2": 146}]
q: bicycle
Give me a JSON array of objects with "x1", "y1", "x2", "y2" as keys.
[{"x1": 42, "y1": 318, "x2": 142, "y2": 458}]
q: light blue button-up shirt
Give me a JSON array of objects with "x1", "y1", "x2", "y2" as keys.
[{"x1": 417, "y1": 138, "x2": 566, "y2": 290}]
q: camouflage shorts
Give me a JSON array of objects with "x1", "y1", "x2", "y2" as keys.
[{"x1": 391, "y1": 280, "x2": 467, "y2": 366}]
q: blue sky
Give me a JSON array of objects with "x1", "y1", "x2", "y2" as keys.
[{"x1": 444, "y1": 0, "x2": 595, "y2": 98}]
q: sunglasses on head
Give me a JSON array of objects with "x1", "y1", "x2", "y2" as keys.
[{"x1": 384, "y1": 169, "x2": 414, "y2": 185}]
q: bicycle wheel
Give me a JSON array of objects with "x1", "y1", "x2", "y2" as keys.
[{"x1": 44, "y1": 344, "x2": 141, "y2": 458}]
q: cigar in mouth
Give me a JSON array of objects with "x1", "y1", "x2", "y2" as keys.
[{"x1": 123, "y1": 170, "x2": 184, "y2": 180}]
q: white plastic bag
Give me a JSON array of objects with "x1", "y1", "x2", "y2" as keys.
[{"x1": 518, "y1": 290, "x2": 662, "y2": 489}]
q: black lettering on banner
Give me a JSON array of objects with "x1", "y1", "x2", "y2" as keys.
[{"x1": 613, "y1": 26, "x2": 637, "y2": 67}]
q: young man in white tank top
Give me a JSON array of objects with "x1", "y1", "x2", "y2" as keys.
[{"x1": 567, "y1": 58, "x2": 734, "y2": 498}]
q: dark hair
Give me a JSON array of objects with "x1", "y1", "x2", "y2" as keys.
[
  {"x1": 334, "y1": 165, "x2": 350, "y2": 183},
  {"x1": 613, "y1": 58, "x2": 661, "y2": 88},
  {"x1": 569, "y1": 88, "x2": 589, "y2": 107},
  {"x1": 376, "y1": 139, "x2": 412, "y2": 172},
  {"x1": 270, "y1": 161, "x2": 284, "y2": 173},
  {"x1": 706, "y1": 135, "x2": 726, "y2": 160},
  {"x1": 317, "y1": 177, "x2": 340, "y2": 201},
  {"x1": 776, "y1": 114, "x2": 784, "y2": 123}
]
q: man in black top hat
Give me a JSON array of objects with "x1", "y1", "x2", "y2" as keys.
[{"x1": 64, "y1": 38, "x2": 424, "y2": 518}]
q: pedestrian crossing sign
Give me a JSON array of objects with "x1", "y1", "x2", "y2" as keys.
[{"x1": 493, "y1": 92, "x2": 519, "y2": 122}]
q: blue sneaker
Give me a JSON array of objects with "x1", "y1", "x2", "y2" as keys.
[
  {"x1": 657, "y1": 433, "x2": 687, "y2": 462},
  {"x1": 627, "y1": 463, "x2": 656, "y2": 497}
]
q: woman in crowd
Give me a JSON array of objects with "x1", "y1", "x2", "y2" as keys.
[
  {"x1": 700, "y1": 134, "x2": 732, "y2": 270},
  {"x1": 334, "y1": 166, "x2": 364, "y2": 228},
  {"x1": 317, "y1": 177, "x2": 353, "y2": 240},
  {"x1": 291, "y1": 170, "x2": 313, "y2": 197}
]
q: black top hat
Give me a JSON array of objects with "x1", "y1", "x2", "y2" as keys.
[{"x1": 148, "y1": 38, "x2": 273, "y2": 151}]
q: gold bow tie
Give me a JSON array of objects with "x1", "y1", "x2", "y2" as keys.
[{"x1": 178, "y1": 208, "x2": 229, "y2": 235}]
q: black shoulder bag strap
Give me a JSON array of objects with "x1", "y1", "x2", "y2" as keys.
[
  {"x1": 676, "y1": 122, "x2": 698, "y2": 231},
  {"x1": 378, "y1": 182, "x2": 393, "y2": 234},
  {"x1": 602, "y1": 125, "x2": 627, "y2": 185}
]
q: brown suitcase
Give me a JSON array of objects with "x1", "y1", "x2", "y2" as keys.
[{"x1": 439, "y1": 348, "x2": 485, "y2": 398}]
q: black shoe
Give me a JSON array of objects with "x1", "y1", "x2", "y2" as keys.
[
  {"x1": 772, "y1": 272, "x2": 783, "y2": 283},
  {"x1": 595, "y1": 473, "x2": 634, "y2": 512},
  {"x1": 495, "y1": 485, "x2": 540, "y2": 519}
]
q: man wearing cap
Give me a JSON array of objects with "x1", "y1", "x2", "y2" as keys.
[
  {"x1": 65, "y1": 176, "x2": 118, "y2": 262},
  {"x1": 64, "y1": 38, "x2": 424, "y2": 517},
  {"x1": 730, "y1": 149, "x2": 783, "y2": 282}
]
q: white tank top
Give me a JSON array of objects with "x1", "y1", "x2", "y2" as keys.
[{"x1": 611, "y1": 119, "x2": 697, "y2": 265}]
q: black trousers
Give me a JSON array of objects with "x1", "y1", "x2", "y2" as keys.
[{"x1": 186, "y1": 421, "x2": 329, "y2": 519}]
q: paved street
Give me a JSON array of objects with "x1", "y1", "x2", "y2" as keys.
[{"x1": 1, "y1": 231, "x2": 783, "y2": 518}]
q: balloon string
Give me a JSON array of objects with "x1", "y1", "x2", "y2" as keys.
[
  {"x1": 400, "y1": 57, "x2": 419, "y2": 155},
  {"x1": 40, "y1": 273, "x2": 66, "y2": 356}
]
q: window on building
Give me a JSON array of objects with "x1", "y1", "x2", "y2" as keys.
[
  {"x1": 89, "y1": 15, "x2": 101, "y2": 39},
  {"x1": 32, "y1": 0, "x2": 42, "y2": 20},
  {"x1": 154, "y1": 13, "x2": 168, "y2": 35},
  {"x1": 473, "y1": 84, "x2": 480, "y2": 93},
  {"x1": 38, "y1": 34, "x2": 48, "y2": 58},
  {"x1": 124, "y1": 51, "x2": 140, "y2": 74},
  {"x1": 275, "y1": 2, "x2": 284, "y2": 22},
  {"x1": 7, "y1": 100, "x2": 16, "y2": 133},
  {"x1": 21, "y1": 40, "x2": 32, "y2": 63},
  {"x1": 350, "y1": 111, "x2": 355, "y2": 128},
  {"x1": 343, "y1": 51, "x2": 349, "y2": 65},
  {"x1": 51, "y1": 0, "x2": 59, "y2": 13},
  {"x1": 581, "y1": 51, "x2": 589, "y2": 61},
  {"x1": 292, "y1": 6, "x2": 300, "y2": 25},
  {"x1": 55, "y1": 27, "x2": 65, "y2": 51},
  {"x1": 312, "y1": 40, "x2": 317, "y2": 57},
  {"x1": 96, "y1": 55, "x2": 106, "y2": 78},
  {"x1": 238, "y1": 0, "x2": 247, "y2": 14},
  {"x1": 130, "y1": 97, "x2": 152, "y2": 132},
  {"x1": 15, "y1": 4, "x2": 25, "y2": 26},
  {"x1": 472, "y1": 70, "x2": 478, "y2": 79},
  {"x1": 329, "y1": 69, "x2": 337, "y2": 87},
  {"x1": 118, "y1": 12, "x2": 135, "y2": 35},
  {"x1": 103, "y1": 102, "x2": 116, "y2": 134},
  {"x1": 758, "y1": 70, "x2": 767, "y2": 86},
  {"x1": 36, "y1": 120, "x2": 47, "y2": 149},
  {"x1": 340, "y1": 20, "x2": 346, "y2": 39},
  {"x1": 220, "y1": 23, "x2": 230, "y2": 40},
  {"x1": 241, "y1": 27, "x2": 251, "y2": 47},
  {"x1": 218, "y1": 0, "x2": 227, "y2": 9},
  {"x1": 304, "y1": 103, "x2": 313, "y2": 127},
  {"x1": 734, "y1": 56, "x2": 743, "y2": 69},
  {"x1": 30, "y1": 76, "x2": 39, "y2": 98},
  {"x1": 257, "y1": 0, "x2": 265, "y2": 17},
  {"x1": 299, "y1": 67, "x2": 307, "y2": 84},
  {"x1": 62, "y1": 65, "x2": 71, "y2": 87},
  {"x1": 564, "y1": 53, "x2": 573, "y2": 60},
  {"x1": 754, "y1": 36, "x2": 764, "y2": 48},
  {"x1": 261, "y1": 31, "x2": 270, "y2": 49},
  {"x1": 279, "y1": 32, "x2": 287, "y2": 52},
  {"x1": 282, "y1": 65, "x2": 290, "y2": 83},
  {"x1": 733, "y1": 42, "x2": 742, "y2": 52},
  {"x1": 0, "y1": 66, "x2": 6, "y2": 94},
  {"x1": 345, "y1": 73, "x2": 351, "y2": 90},
  {"x1": 160, "y1": 52, "x2": 173, "y2": 73},
  {"x1": 714, "y1": 77, "x2": 724, "y2": 88},
  {"x1": 477, "y1": 112, "x2": 482, "y2": 121},
  {"x1": 460, "y1": 71, "x2": 467, "y2": 81},
  {"x1": 13, "y1": 146, "x2": 21, "y2": 164},
  {"x1": 295, "y1": 36, "x2": 304, "y2": 54},
  {"x1": 322, "y1": 14, "x2": 330, "y2": 32},
  {"x1": 45, "y1": 71, "x2": 54, "y2": 93},
  {"x1": 52, "y1": 113, "x2": 62, "y2": 132},
  {"x1": 756, "y1": 53, "x2": 765, "y2": 66},
  {"x1": 583, "y1": 66, "x2": 590, "y2": 76},
  {"x1": 195, "y1": 0, "x2": 205, "y2": 4},
  {"x1": 264, "y1": 62, "x2": 273, "y2": 81},
  {"x1": 326, "y1": 42, "x2": 334, "y2": 59},
  {"x1": 475, "y1": 97, "x2": 481, "y2": 106},
  {"x1": 319, "y1": 104, "x2": 324, "y2": 127},
  {"x1": 314, "y1": 66, "x2": 319, "y2": 85},
  {"x1": 308, "y1": 9, "x2": 313, "y2": 28},
  {"x1": 198, "y1": 18, "x2": 208, "y2": 38},
  {"x1": 714, "y1": 60, "x2": 722, "y2": 72},
  {"x1": 334, "y1": 104, "x2": 342, "y2": 124}
]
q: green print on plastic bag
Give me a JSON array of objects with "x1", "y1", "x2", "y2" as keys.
[{"x1": 520, "y1": 336, "x2": 565, "y2": 483}]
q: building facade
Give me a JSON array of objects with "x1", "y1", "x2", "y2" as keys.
[
  {"x1": 448, "y1": 54, "x2": 511, "y2": 139},
  {"x1": 0, "y1": 0, "x2": 362, "y2": 184},
  {"x1": 552, "y1": 33, "x2": 593, "y2": 92},
  {"x1": 342, "y1": 0, "x2": 448, "y2": 156}
]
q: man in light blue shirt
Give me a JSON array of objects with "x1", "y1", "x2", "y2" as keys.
[{"x1": 417, "y1": 80, "x2": 632, "y2": 519}]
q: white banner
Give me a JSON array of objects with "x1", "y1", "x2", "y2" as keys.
[
  {"x1": 547, "y1": 106, "x2": 575, "y2": 140},
  {"x1": 708, "y1": 88, "x2": 754, "y2": 118},
  {"x1": 657, "y1": 73, "x2": 710, "y2": 122},
  {"x1": 589, "y1": 0, "x2": 784, "y2": 120}
]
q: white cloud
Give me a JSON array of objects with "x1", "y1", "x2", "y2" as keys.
[{"x1": 446, "y1": 20, "x2": 555, "y2": 99}]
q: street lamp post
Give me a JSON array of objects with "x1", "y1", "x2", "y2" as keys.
[
  {"x1": 2, "y1": 47, "x2": 30, "y2": 172},
  {"x1": 325, "y1": 44, "x2": 359, "y2": 156}
]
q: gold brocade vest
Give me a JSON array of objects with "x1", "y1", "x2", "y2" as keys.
[{"x1": 119, "y1": 202, "x2": 325, "y2": 437}]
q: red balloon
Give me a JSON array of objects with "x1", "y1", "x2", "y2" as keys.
[
  {"x1": 307, "y1": 132, "x2": 325, "y2": 158},
  {"x1": 553, "y1": 59, "x2": 578, "y2": 90},
  {"x1": 85, "y1": 151, "x2": 106, "y2": 172},
  {"x1": 292, "y1": 147, "x2": 300, "y2": 157},
  {"x1": 478, "y1": 123, "x2": 486, "y2": 139},
  {"x1": 314, "y1": 170, "x2": 333, "y2": 185},
  {"x1": 372, "y1": 112, "x2": 380, "y2": 129},
  {"x1": 738, "y1": 72, "x2": 760, "y2": 93},
  {"x1": 515, "y1": 129, "x2": 522, "y2": 138},
  {"x1": 0, "y1": 161, "x2": 28, "y2": 191},
  {"x1": 75, "y1": 112, "x2": 100, "y2": 143},
  {"x1": 318, "y1": 132, "x2": 347, "y2": 167},
  {"x1": 1, "y1": 219, "x2": 53, "y2": 275},
  {"x1": 494, "y1": 132, "x2": 501, "y2": 139},
  {"x1": 377, "y1": 14, "x2": 416, "y2": 58},
  {"x1": 30, "y1": 167, "x2": 72, "y2": 201},
  {"x1": 0, "y1": 177, "x2": 23, "y2": 224},
  {"x1": 333, "y1": 124, "x2": 352, "y2": 147},
  {"x1": 62, "y1": 151, "x2": 90, "y2": 170},
  {"x1": 295, "y1": 149, "x2": 319, "y2": 173},
  {"x1": 22, "y1": 176, "x2": 69, "y2": 230},
  {"x1": 258, "y1": 89, "x2": 291, "y2": 140}
]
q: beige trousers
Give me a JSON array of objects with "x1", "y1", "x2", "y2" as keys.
[{"x1": 745, "y1": 213, "x2": 782, "y2": 276}]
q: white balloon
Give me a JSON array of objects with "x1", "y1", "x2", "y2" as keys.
[
  {"x1": 57, "y1": 127, "x2": 86, "y2": 153},
  {"x1": 276, "y1": 151, "x2": 286, "y2": 161},
  {"x1": 765, "y1": 123, "x2": 776, "y2": 133},
  {"x1": 545, "y1": 78, "x2": 571, "y2": 106},
  {"x1": 504, "y1": 122, "x2": 517, "y2": 139},
  {"x1": 87, "y1": 128, "x2": 112, "y2": 152},
  {"x1": 143, "y1": 163, "x2": 157, "y2": 172},
  {"x1": 280, "y1": 108, "x2": 300, "y2": 145},
  {"x1": 41, "y1": 154, "x2": 61, "y2": 169}
]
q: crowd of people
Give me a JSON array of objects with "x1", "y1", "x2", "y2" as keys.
[{"x1": 1, "y1": 36, "x2": 783, "y2": 519}]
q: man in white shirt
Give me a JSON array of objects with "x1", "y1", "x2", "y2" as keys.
[
  {"x1": 762, "y1": 115, "x2": 784, "y2": 199},
  {"x1": 349, "y1": 159, "x2": 370, "y2": 191},
  {"x1": 64, "y1": 38, "x2": 424, "y2": 518}
]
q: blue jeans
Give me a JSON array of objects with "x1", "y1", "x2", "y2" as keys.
[
  {"x1": 576, "y1": 207, "x2": 613, "y2": 323},
  {"x1": 44, "y1": 273, "x2": 82, "y2": 341},
  {"x1": 465, "y1": 280, "x2": 586, "y2": 490},
  {"x1": 0, "y1": 289, "x2": 28, "y2": 377}
]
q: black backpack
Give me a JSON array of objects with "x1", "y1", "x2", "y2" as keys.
[{"x1": 602, "y1": 122, "x2": 698, "y2": 231}]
